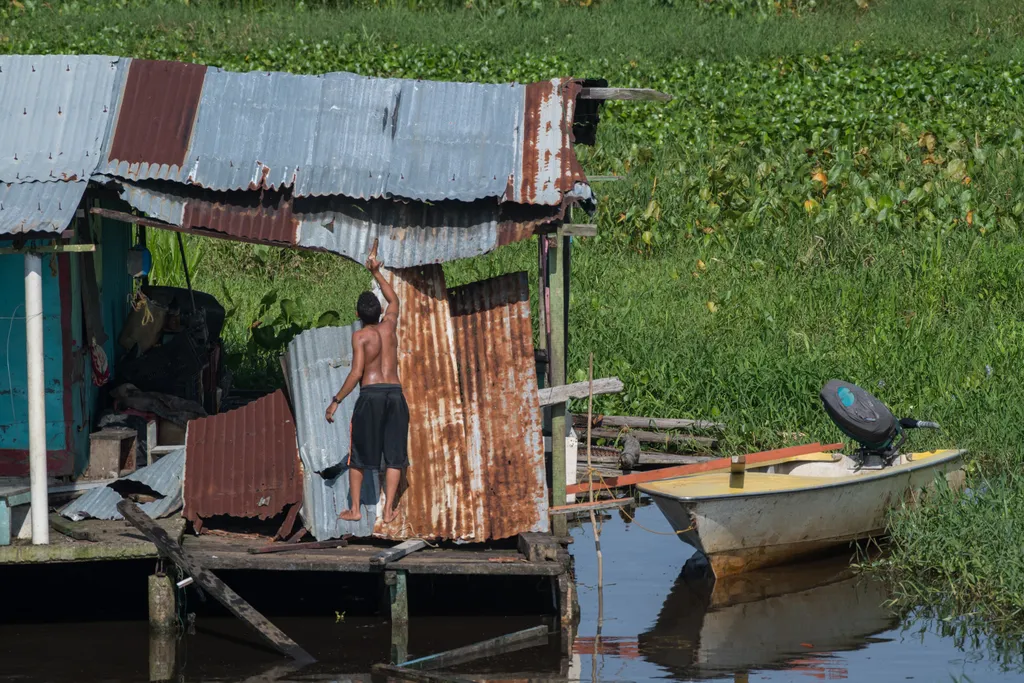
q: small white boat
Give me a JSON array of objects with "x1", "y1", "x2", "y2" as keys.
[{"x1": 639, "y1": 447, "x2": 965, "y2": 578}]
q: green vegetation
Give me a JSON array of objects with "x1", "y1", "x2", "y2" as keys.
[{"x1": 5, "y1": 0, "x2": 1024, "y2": 636}]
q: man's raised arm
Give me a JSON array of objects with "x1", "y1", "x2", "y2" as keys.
[{"x1": 366, "y1": 239, "x2": 399, "y2": 322}]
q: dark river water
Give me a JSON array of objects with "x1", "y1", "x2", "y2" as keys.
[{"x1": 0, "y1": 504, "x2": 1019, "y2": 682}]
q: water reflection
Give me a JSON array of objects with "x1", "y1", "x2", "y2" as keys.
[{"x1": 637, "y1": 556, "x2": 897, "y2": 679}]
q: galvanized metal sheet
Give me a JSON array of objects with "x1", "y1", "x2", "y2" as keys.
[
  {"x1": 106, "y1": 59, "x2": 208, "y2": 173},
  {"x1": 107, "y1": 178, "x2": 553, "y2": 266},
  {"x1": 302, "y1": 468, "x2": 380, "y2": 541},
  {"x1": 0, "y1": 55, "x2": 126, "y2": 183},
  {"x1": 286, "y1": 324, "x2": 362, "y2": 474},
  {"x1": 59, "y1": 448, "x2": 185, "y2": 521},
  {"x1": 183, "y1": 389, "x2": 303, "y2": 526},
  {"x1": 448, "y1": 272, "x2": 549, "y2": 538},
  {"x1": 0, "y1": 180, "x2": 87, "y2": 235},
  {"x1": 374, "y1": 265, "x2": 476, "y2": 541}
]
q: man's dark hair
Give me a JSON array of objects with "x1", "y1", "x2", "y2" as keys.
[{"x1": 356, "y1": 291, "x2": 382, "y2": 326}]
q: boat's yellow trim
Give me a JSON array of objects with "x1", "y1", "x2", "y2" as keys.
[{"x1": 638, "y1": 449, "x2": 963, "y2": 500}]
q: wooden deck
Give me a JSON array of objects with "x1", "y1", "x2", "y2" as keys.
[{"x1": 0, "y1": 515, "x2": 185, "y2": 564}]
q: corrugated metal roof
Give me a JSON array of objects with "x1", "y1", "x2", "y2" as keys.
[
  {"x1": 95, "y1": 60, "x2": 587, "y2": 205},
  {"x1": 0, "y1": 55, "x2": 126, "y2": 183},
  {"x1": 302, "y1": 468, "x2": 380, "y2": 541},
  {"x1": 182, "y1": 389, "x2": 303, "y2": 531},
  {"x1": 448, "y1": 272, "x2": 549, "y2": 538},
  {"x1": 104, "y1": 177, "x2": 556, "y2": 267},
  {"x1": 0, "y1": 180, "x2": 87, "y2": 235},
  {"x1": 374, "y1": 265, "x2": 476, "y2": 541},
  {"x1": 59, "y1": 448, "x2": 185, "y2": 521}
]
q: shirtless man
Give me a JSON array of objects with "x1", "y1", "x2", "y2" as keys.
[{"x1": 325, "y1": 241, "x2": 409, "y2": 524}]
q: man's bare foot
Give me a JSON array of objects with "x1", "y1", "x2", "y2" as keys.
[
  {"x1": 383, "y1": 506, "x2": 398, "y2": 524},
  {"x1": 339, "y1": 509, "x2": 362, "y2": 521}
]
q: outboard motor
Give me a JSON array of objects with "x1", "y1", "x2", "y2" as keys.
[{"x1": 820, "y1": 379, "x2": 940, "y2": 468}]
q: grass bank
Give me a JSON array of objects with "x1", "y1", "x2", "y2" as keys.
[{"x1": 5, "y1": 0, "x2": 1024, "y2": 637}]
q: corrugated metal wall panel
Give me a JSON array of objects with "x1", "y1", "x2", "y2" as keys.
[
  {"x1": 183, "y1": 389, "x2": 303, "y2": 527},
  {"x1": 0, "y1": 55, "x2": 126, "y2": 183},
  {"x1": 448, "y1": 273, "x2": 549, "y2": 539},
  {"x1": 374, "y1": 265, "x2": 477, "y2": 541},
  {"x1": 0, "y1": 180, "x2": 87, "y2": 235}
]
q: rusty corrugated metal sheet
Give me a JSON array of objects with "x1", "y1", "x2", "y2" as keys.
[
  {"x1": 448, "y1": 272, "x2": 549, "y2": 538},
  {"x1": 0, "y1": 180, "x2": 87, "y2": 235},
  {"x1": 106, "y1": 59, "x2": 208, "y2": 172},
  {"x1": 103, "y1": 177, "x2": 556, "y2": 266},
  {"x1": 0, "y1": 55, "x2": 127, "y2": 183},
  {"x1": 91, "y1": 59, "x2": 589, "y2": 206},
  {"x1": 374, "y1": 265, "x2": 476, "y2": 541},
  {"x1": 183, "y1": 389, "x2": 303, "y2": 531}
]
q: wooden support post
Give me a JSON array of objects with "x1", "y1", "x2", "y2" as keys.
[
  {"x1": 557, "y1": 572, "x2": 577, "y2": 657},
  {"x1": 146, "y1": 420, "x2": 158, "y2": 466},
  {"x1": 386, "y1": 570, "x2": 410, "y2": 664},
  {"x1": 116, "y1": 499, "x2": 315, "y2": 663},
  {"x1": 549, "y1": 232, "x2": 568, "y2": 536},
  {"x1": 148, "y1": 573, "x2": 177, "y2": 633}
]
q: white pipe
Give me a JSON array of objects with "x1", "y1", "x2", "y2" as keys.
[{"x1": 25, "y1": 253, "x2": 48, "y2": 545}]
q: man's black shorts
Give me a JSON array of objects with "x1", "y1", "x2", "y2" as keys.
[{"x1": 349, "y1": 384, "x2": 410, "y2": 470}]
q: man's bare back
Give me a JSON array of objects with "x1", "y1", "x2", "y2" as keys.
[{"x1": 325, "y1": 241, "x2": 408, "y2": 526}]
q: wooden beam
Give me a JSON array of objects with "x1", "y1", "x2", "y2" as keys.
[
  {"x1": 548, "y1": 499, "x2": 629, "y2": 515},
  {"x1": 587, "y1": 175, "x2": 625, "y2": 182},
  {"x1": 538, "y1": 377, "x2": 623, "y2": 407},
  {"x1": 561, "y1": 224, "x2": 597, "y2": 237},
  {"x1": 116, "y1": 499, "x2": 315, "y2": 663},
  {"x1": 549, "y1": 234, "x2": 568, "y2": 535},
  {"x1": 89, "y1": 207, "x2": 179, "y2": 231},
  {"x1": 0, "y1": 243, "x2": 96, "y2": 254},
  {"x1": 248, "y1": 539, "x2": 349, "y2": 555},
  {"x1": 587, "y1": 427, "x2": 717, "y2": 450},
  {"x1": 371, "y1": 538, "x2": 428, "y2": 567},
  {"x1": 575, "y1": 414, "x2": 725, "y2": 432},
  {"x1": 565, "y1": 442, "x2": 844, "y2": 494},
  {"x1": 579, "y1": 87, "x2": 672, "y2": 102},
  {"x1": 579, "y1": 451, "x2": 715, "y2": 467},
  {"x1": 401, "y1": 625, "x2": 550, "y2": 671}
]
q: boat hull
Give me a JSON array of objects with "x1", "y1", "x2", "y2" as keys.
[{"x1": 641, "y1": 450, "x2": 964, "y2": 577}]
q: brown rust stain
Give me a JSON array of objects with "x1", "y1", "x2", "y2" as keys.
[
  {"x1": 183, "y1": 389, "x2": 303, "y2": 530},
  {"x1": 107, "y1": 59, "x2": 207, "y2": 168},
  {"x1": 374, "y1": 265, "x2": 476, "y2": 541},
  {"x1": 518, "y1": 81, "x2": 547, "y2": 205},
  {"x1": 448, "y1": 272, "x2": 548, "y2": 539},
  {"x1": 558, "y1": 80, "x2": 588, "y2": 194}
]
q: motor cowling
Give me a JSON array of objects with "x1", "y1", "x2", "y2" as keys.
[{"x1": 819, "y1": 379, "x2": 898, "y2": 452}]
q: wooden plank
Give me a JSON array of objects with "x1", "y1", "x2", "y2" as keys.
[
  {"x1": 538, "y1": 377, "x2": 623, "y2": 407},
  {"x1": 402, "y1": 625, "x2": 550, "y2": 671},
  {"x1": 579, "y1": 87, "x2": 672, "y2": 102},
  {"x1": 579, "y1": 451, "x2": 714, "y2": 467},
  {"x1": 0, "y1": 244, "x2": 96, "y2": 254},
  {"x1": 371, "y1": 539, "x2": 428, "y2": 567},
  {"x1": 248, "y1": 538, "x2": 349, "y2": 555},
  {"x1": 549, "y1": 235, "x2": 568, "y2": 535},
  {"x1": 587, "y1": 427, "x2": 717, "y2": 449},
  {"x1": 371, "y1": 664, "x2": 476, "y2": 683},
  {"x1": 116, "y1": 499, "x2": 315, "y2": 663},
  {"x1": 548, "y1": 499, "x2": 629, "y2": 515},
  {"x1": 576, "y1": 414, "x2": 725, "y2": 432},
  {"x1": 517, "y1": 532, "x2": 562, "y2": 562},
  {"x1": 49, "y1": 513, "x2": 99, "y2": 541},
  {"x1": 4, "y1": 479, "x2": 117, "y2": 508},
  {"x1": 561, "y1": 224, "x2": 597, "y2": 237},
  {"x1": 565, "y1": 442, "x2": 843, "y2": 494},
  {"x1": 89, "y1": 207, "x2": 176, "y2": 230}
]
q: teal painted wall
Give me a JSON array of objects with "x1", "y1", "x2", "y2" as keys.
[{"x1": 0, "y1": 247, "x2": 68, "y2": 452}]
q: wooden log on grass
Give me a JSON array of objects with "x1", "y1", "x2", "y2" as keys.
[
  {"x1": 565, "y1": 442, "x2": 844, "y2": 495},
  {"x1": 588, "y1": 427, "x2": 718, "y2": 450},
  {"x1": 575, "y1": 414, "x2": 725, "y2": 432},
  {"x1": 116, "y1": 499, "x2": 315, "y2": 664}
]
